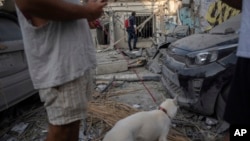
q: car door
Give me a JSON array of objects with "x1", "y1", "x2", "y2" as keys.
[{"x1": 0, "y1": 11, "x2": 36, "y2": 111}]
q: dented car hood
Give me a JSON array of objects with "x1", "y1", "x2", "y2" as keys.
[
  {"x1": 171, "y1": 33, "x2": 238, "y2": 51},
  {"x1": 171, "y1": 13, "x2": 241, "y2": 52}
]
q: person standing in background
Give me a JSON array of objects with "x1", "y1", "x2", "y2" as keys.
[
  {"x1": 15, "y1": 0, "x2": 107, "y2": 141},
  {"x1": 127, "y1": 11, "x2": 138, "y2": 51}
]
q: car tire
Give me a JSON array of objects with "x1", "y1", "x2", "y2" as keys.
[{"x1": 215, "y1": 84, "x2": 230, "y2": 120}]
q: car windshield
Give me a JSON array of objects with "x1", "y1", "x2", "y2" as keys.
[
  {"x1": 209, "y1": 14, "x2": 241, "y2": 35},
  {"x1": 0, "y1": 18, "x2": 22, "y2": 42}
]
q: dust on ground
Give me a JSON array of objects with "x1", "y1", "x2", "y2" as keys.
[{"x1": 0, "y1": 50, "x2": 228, "y2": 141}]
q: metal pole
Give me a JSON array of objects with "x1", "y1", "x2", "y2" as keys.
[{"x1": 109, "y1": 11, "x2": 115, "y2": 49}]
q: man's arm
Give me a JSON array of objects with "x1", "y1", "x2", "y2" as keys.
[
  {"x1": 15, "y1": 0, "x2": 107, "y2": 21},
  {"x1": 221, "y1": 0, "x2": 242, "y2": 10}
]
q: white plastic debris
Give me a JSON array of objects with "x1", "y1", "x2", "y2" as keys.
[
  {"x1": 96, "y1": 84, "x2": 107, "y2": 92},
  {"x1": 205, "y1": 117, "x2": 218, "y2": 126},
  {"x1": 133, "y1": 104, "x2": 141, "y2": 109},
  {"x1": 11, "y1": 122, "x2": 29, "y2": 135},
  {"x1": 42, "y1": 130, "x2": 48, "y2": 133}
]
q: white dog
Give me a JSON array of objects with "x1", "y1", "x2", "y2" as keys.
[{"x1": 102, "y1": 98, "x2": 178, "y2": 141}]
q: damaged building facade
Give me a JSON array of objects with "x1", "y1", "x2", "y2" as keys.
[{"x1": 97, "y1": 0, "x2": 240, "y2": 49}]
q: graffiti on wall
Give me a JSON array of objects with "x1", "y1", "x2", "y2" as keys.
[
  {"x1": 205, "y1": 0, "x2": 240, "y2": 29},
  {"x1": 179, "y1": 7, "x2": 201, "y2": 33}
]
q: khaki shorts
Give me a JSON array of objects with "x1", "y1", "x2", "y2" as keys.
[{"x1": 39, "y1": 70, "x2": 93, "y2": 125}]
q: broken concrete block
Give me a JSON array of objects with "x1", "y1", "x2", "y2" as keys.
[
  {"x1": 122, "y1": 49, "x2": 143, "y2": 59},
  {"x1": 96, "y1": 50, "x2": 128, "y2": 75},
  {"x1": 96, "y1": 60, "x2": 128, "y2": 75},
  {"x1": 96, "y1": 84, "x2": 107, "y2": 92},
  {"x1": 146, "y1": 59, "x2": 162, "y2": 74},
  {"x1": 95, "y1": 73, "x2": 161, "y2": 82}
]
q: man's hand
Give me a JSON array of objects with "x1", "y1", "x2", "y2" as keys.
[
  {"x1": 88, "y1": 19, "x2": 101, "y2": 29},
  {"x1": 84, "y1": 0, "x2": 107, "y2": 21},
  {"x1": 15, "y1": 0, "x2": 107, "y2": 21}
]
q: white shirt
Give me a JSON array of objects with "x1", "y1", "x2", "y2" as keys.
[
  {"x1": 16, "y1": 0, "x2": 96, "y2": 89},
  {"x1": 236, "y1": 0, "x2": 250, "y2": 58}
]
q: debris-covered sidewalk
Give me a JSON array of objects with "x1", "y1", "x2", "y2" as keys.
[{"x1": 0, "y1": 49, "x2": 228, "y2": 141}]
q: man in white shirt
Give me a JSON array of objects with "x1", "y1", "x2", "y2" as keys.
[{"x1": 15, "y1": 0, "x2": 107, "y2": 141}]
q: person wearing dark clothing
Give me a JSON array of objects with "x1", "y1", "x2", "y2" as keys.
[
  {"x1": 222, "y1": 0, "x2": 250, "y2": 125},
  {"x1": 127, "y1": 11, "x2": 138, "y2": 51},
  {"x1": 221, "y1": 0, "x2": 250, "y2": 140}
]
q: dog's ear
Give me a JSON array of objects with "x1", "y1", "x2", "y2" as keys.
[{"x1": 173, "y1": 95, "x2": 179, "y2": 106}]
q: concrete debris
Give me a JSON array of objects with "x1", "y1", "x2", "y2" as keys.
[
  {"x1": 181, "y1": 110, "x2": 195, "y2": 119},
  {"x1": 1, "y1": 134, "x2": 17, "y2": 141},
  {"x1": 145, "y1": 47, "x2": 157, "y2": 57},
  {"x1": 172, "y1": 108, "x2": 226, "y2": 141},
  {"x1": 198, "y1": 115, "x2": 205, "y2": 121},
  {"x1": 78, "y1": 131, "x2": 84, "y2": 140},
  {"x1": 205, "y1": 117, "x2": 218, "y2": 126},
  {"x1": 95, "y1": 73, "x2": 161, "y2": 82},
  {"x1": 146, "y1": 59, "x2": 162, "y2": 74},
  {"x1": 96, "y1": 80, "x2": 124, "y2": 88},
  {"x1": 149, "y1": 105, "x2": 155, "y2": 110},
  {"x1": 185, "y1": 126, "x2": 204, "y2": 141},
  {"x1": 145, "y1": 41, "x2": 172, "y2": 74},
  {"x1": 11, "y1": 122, "x2": 29, "y2": 135},
  {"x1": 216, "y1": 121, "x2": 230, "y2": 134},
  {"x1": 96, "y1": 84, "x2": 107, "y2": 92},
  {"x1": 96, "y1": 60, "x2": 128, "y2": 75},
  {"x1": 201, "y1": 122, "x2": 212, "y2": 130},
  {"x1": 132, "y1": 104, "x2": 141, "y2": 109},
  {"x1": 96, "y1": 50, "x2": 128, "y2": 75},
  {"x1": 128, "y1": 58, "x2": 147, "y2": 68},
  {"x1": 41, "y1": 130, "x2": 47, "y2": 133},
  {"x1": 0, "y1": 46, "x2": 228, "y2": 141},
  {"x1": 122, "y1": 49, "x2": 143, "y2": 59},
  {"x1": 100, "y1": 76, "x2": 115, "y2": 93},
  {"x1": 111, "y1": 81, "x2": 124, "y2": 87}
]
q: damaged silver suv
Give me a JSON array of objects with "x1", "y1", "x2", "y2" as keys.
[
  {"x1": 160, "y1": 14, "x2": 241, "y2": 119},
  {"x1": 0, "y1": 10, "x2": 37, "y2": 112}
]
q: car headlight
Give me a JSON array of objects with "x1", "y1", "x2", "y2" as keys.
[
  {"x1": 186, "y1": 51, "x2": 218, "y2": 66},
  {"x1": 195, "y1": 51, "x2": 218, "y2": 65},
  {"x1": 185, "y1": 43, "x2": 237, "y2": 66}
]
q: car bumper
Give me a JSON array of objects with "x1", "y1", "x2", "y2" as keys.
[{"x1": 160, "y1": 54, "x2": 235, "y2": 115}]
